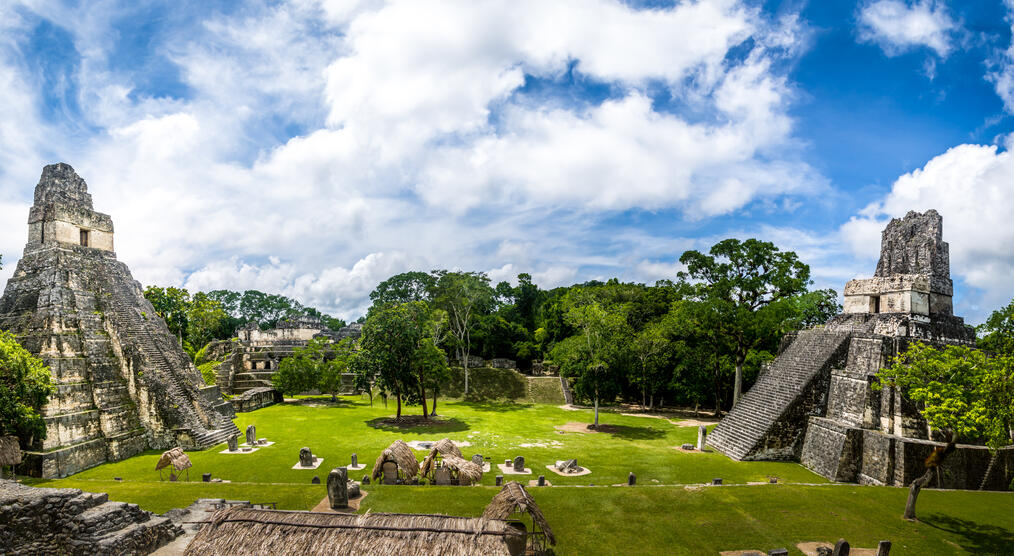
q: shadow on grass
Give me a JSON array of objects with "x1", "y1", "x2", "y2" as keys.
[
  {"x1": 592, "y1": 423, "x2": 667, "y2": 440},
  {"x1": 453, "y1": 400, "x2": 534, "y2": 412},
  {"x1": 366, "y1": 415, "x2": 470, "y2": 433},
  {"x1": 921, "y1": 513, "x2": 1014, "y2": 554},
  {"x1": 284, "y1": 397, "x2": 355, "y2": 408}
]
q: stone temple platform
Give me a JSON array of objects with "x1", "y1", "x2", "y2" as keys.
[
  {"x1": 707, "y1": 210, "x2": 1013, "y2": 490},
  {"x1": 0, "y1": 164, "x2": 238, "y2": 478}
]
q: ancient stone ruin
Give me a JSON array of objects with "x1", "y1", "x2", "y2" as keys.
[
  {"x1": 0, "y1": 164, "x2": 238, "y2": 478},
  {"x1": 206, "y1": 317, "x2": 361, "y2": 397},
  {"x1": 707, "y1": 210, "x2": 1014, "y2": 489}
]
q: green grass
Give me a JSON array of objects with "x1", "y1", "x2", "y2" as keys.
[{"x1": 23, "y1": 397, "x2": 1014, "y2": 555}]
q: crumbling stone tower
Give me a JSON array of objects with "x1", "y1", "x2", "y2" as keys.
[
  {"x1": 0, "y1": 163, "x2": 238, "y2": 478},
  {"x1": 707, "y1": 210, "x2": 1013, "y2": 490}
]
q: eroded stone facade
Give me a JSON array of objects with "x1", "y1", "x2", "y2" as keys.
[
  {"x1": 0, "y1": 164, "x2": 238, "y2": 478},
  {"x1": 707, "y1": 210, "x2": 1013, "y2": 490}
]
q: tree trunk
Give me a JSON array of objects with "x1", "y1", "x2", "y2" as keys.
[
  {"x1": 733, "y1": 353, "x2": 744, "y2": 406},
  {"x1": 904, "y1": 468, "x2": 934, "y2": 520},
  {"x1": 713, "y1": 358, "x2": 722, "y2": 417},
  {"x1": 396, "y1": 392, "x2": 402, "y2": 420},
  {"x1": 593, "y1": 389, "x2": 600, "y2": 428},
  {"x1": 649, "y1": 393, "x2": 654, "y2": 410},
  {"x1": 431, "y1": 386, "x2": 438, "y2": 416},
  {"x1": 419, "y1": 373, "x2": 428, "y2": 419}
]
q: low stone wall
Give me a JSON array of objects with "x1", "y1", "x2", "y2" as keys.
[
  {"x1": 0, "y1": 479, "x2": 180, "y2": 555},
  {"x1": 230, "y1": 387, "x2": 283, "y2": 413}
]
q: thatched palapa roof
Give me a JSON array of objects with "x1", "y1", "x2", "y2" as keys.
[
  {"x1": 419, "y1": 438, "x2": 465, "y2": 477},
  {"x1": 0, "y1": 436, "x2": 21, "y2": 466},
  {"x1": 184, "y1": 506, "x2": 525, "y2": 556},
  {"x1": 371, "y1": 439, "x2": 420, "y2": 481},
  {"x1": 482, "y1": 481, "x2": 556, "y2": 545},
  {"x1": 426, "y1": 455, "x2": 483, "y2": 485},
  {"x1": 155, "y1": 447, "x2": 193, "y2": 471}
]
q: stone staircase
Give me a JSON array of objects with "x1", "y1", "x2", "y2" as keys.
[
  {"x1": 101, "y1": 281, "x2": 238, "y2": 449},
  {"x1": 0, "y1": 480, "x2": 180, "y2": 555},
  {"x1": 707, "y1": 329, "x2": 851, "y2": 461}
]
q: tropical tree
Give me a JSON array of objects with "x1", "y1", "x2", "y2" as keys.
[
  {"x1": 550, "y1": 289, "x2": 630, "y2": 427},
  {"x1": 356, "y1": 302, "x2": 430, "y2": 419},
  {"x1": 186, "y1": 292, "x2": 229, "y2": 352},
  {"x1": 0, "y1": 330, "x2": 55, "y2": 443},
  {"x1": 368, "y1": 271, "x2": 436, "y2": 311},
  {"x1": 319, "y1": 338, "x2": 356, "y2": 401},
  {"x1": 431, "y1": 271, "x2": 494, "y2": 396},
  {"x1": 679, "y1": 238, "x2": 810, "y2": 405},
  {"x1": 144, "y1": 286, "x2": 191, "y2": 344},
  {"x1": 272, "y1": 337, "x2": 330, "y2": 396},
  {"x1": 875, "y1": 343, "x2": 1014, "y2": 520},
  {"x1": 978, "y1": 299, "x2": 1014, "y2": 357},
  {"x1": 632, "y1": 322, "x2": 670, "y2": 409}
]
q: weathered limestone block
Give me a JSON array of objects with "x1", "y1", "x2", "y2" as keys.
[
  {"x1": 327, "y1": 467, "x2": 349, "y2": 509},
  {"x1": 0, "y1": 164, "x2": 237, "y2": 478}
]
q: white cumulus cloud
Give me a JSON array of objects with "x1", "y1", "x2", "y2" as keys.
[{"x1": 857, "y1": 0, "x2": 958, "y2": 58}]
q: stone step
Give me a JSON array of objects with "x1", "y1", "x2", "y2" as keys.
[
  {"x1": 75, "y1": 501, "x2": 148, "y2": 538},
  {"x1": 92, "y1": 515, "x2": 181, "y2": 555},
  {"x1": 708, "y1": 330, "x2": 850, "y2": 460}
]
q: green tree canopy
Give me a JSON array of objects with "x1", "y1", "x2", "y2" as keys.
[
  {"x1": 0, "y1": 330, "x2": 55, "y2": 443},
  {"x1": 978, "y1": 299, "x2": 1014, "y2": 357},
  {"x1": 679, "y1": 238, "x2": 811, "y2": 405}
]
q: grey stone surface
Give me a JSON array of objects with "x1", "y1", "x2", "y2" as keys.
[
  {"x1": 628, "y1": 472, "x2": 636, "y2": 486},
  {"x1": 0, "y1": 478, "x2": 180, "y2": 555},
  {"x1": 472, "y1": 453, "x2": 483, "y2": 465},
  {"x1": 0, "y1": 164, "x2": 237, "y2": 478},
  {"x1": 231, "y1": 388, "x2": 282, "y2": 413},
  {"x1": 555, "y1": 459, "x2": 578, "y2": 472},
  {"x1": 495, "y1": 475, "x2": 503, "y2": 486},
  {"x1": 311, "y1": 476, "x2": 320, "y2": 484},
  {"x1": 246, "y1": 425, "x2": 257, "y2": 446},
  {"x1": 537, "y1": 475, "x2": 545, "y2": 486},
  {"x1": 831, "y1": 538, "x2": 850, "y2": 556},
  {"x1": 768, "y1": 550, "x2": 788, "y2": 556},
  {"x1": 227, "y1": 435, "x2": 238, "y2": 452},
  {"x1": 697, "y1": 425, "x2": 707, "y2": 450},
  {"x1": 712, "y1": 478, "x2": 722, "y2": 485},
  {"x1": 876, "y1": 541, "x2": 891, "y2": 556},
  {"x1": 362, "y1": 475, "x2": 370, "y2": 485},
  {"x1": 327, "y1": 467, "x2": 348, "y2": 509},
  {"x1": 513, "y1": 456, "x2": 525, "y2": 472},
  {"x1": 351, "y1": 453, "x2": 357, "y2": 467},
  {"x1": 299, "y1": 447, "x2": 314, "y2": 467},
  {"x1": 706, "y1": 211, "x2": 1010, "y2": 491}
]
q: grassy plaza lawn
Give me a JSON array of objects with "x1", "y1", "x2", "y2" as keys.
[{"x1": 25, "y1": 397, "x2": 1014, "y2": 555}]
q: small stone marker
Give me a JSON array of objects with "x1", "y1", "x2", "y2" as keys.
[
  {"x1": 555, "y1": 459, "x2": 579, "y2": 472},
  {"x1": 472, "y1": 454, "x2": 483, "y2": 465},
  {"x1": 351, "y1": 453, "x2": 358, "y2": 467},
  {"x1": 114, "y1": 477, "x2": 122, "y2": 481},
  {"x1": 496, "y1": 475, "x2": 503, "y2": 486},
  {"x1": 712, "y1": 478, "x2": 723, "y2": 485},
  {"x1": 831, "y1": 538, "x2": 850, "y2": 556},
  {"x1": 505, "y1": 459, "x2": 511, "y2": 466},
  {"x1": 769, "y1": 477, "x2": 778, "y2": 484},
  {"x1": 768, "y1": 549, "x2": 788, "y2": 556},
  {"x1": 202, "y1": 473, "x2": 211, "y2": 482},
  {"x1": 311, "y1": 476, "x2": 320, "y2": 484},
  {"x1": 815, "y1": 547, "x2": 832, "y2": 556},
  {"x1": 537, "y1": 475, "x2": 545, "y2": 486},
  {"x1": 681, "y1": 443, "x2": 694, "y2": 450},
  {"x1": 299, "y1": 447, "x2": 314, "y2": 467},
  {"x1": 362, "y1": 475, "x2": 370, "y2": 485},
  {"x1": 246, "y1": 424, "x2": 256, "y2": 446},
  {"x1": 697, "y1": 425, "x2": 707, "y2": 450},
  {"x1": 327, "y1": 467, "x2": 349, "y2": 509},
  {"x1": 628, "y1": 472, "x2": 636, "y2": 486},
  {"x1": 227, "y1": 435, "x2": 239, "y2": 452},
  {"x1": 513, "y1": 456, "x2": 525, "y2": 472},
  {"x1": 876, "y1": 540, "x2": 891, "y2": 556}
]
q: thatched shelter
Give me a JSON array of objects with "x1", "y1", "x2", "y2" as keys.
[
  {"x1": 419, "y1": 438, "x2": 465, "y2": 478},
  {"x1": 424, "y1": 455, "x2": 483, "y2": 486},
  {"x1": 0, "y1": 436, "x2": 21, "y2": 478},
  {"x1": 184, "y1": 506, "x2": 527, "y2": 556},
  {"x1": 155, "y1": 447, "x2": 192, "y2": 481},
  {"x1": 482, "y1": 481, "x2": 556, "y2": 554},
  {"x1": 371, "y1": 440, "x2": 420, "y2": 484}
]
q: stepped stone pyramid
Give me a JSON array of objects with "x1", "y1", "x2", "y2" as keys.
[
  {"x1": 707, "y1": 210, "x2": 1014, "y2": 490},
  {"x1": 0, "y1": 163, "x2": 238, "y2": 478}
]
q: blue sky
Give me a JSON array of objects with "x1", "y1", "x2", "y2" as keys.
[{"x1": 1, "y1": 0, "x2": 1013, "y2": 323}]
